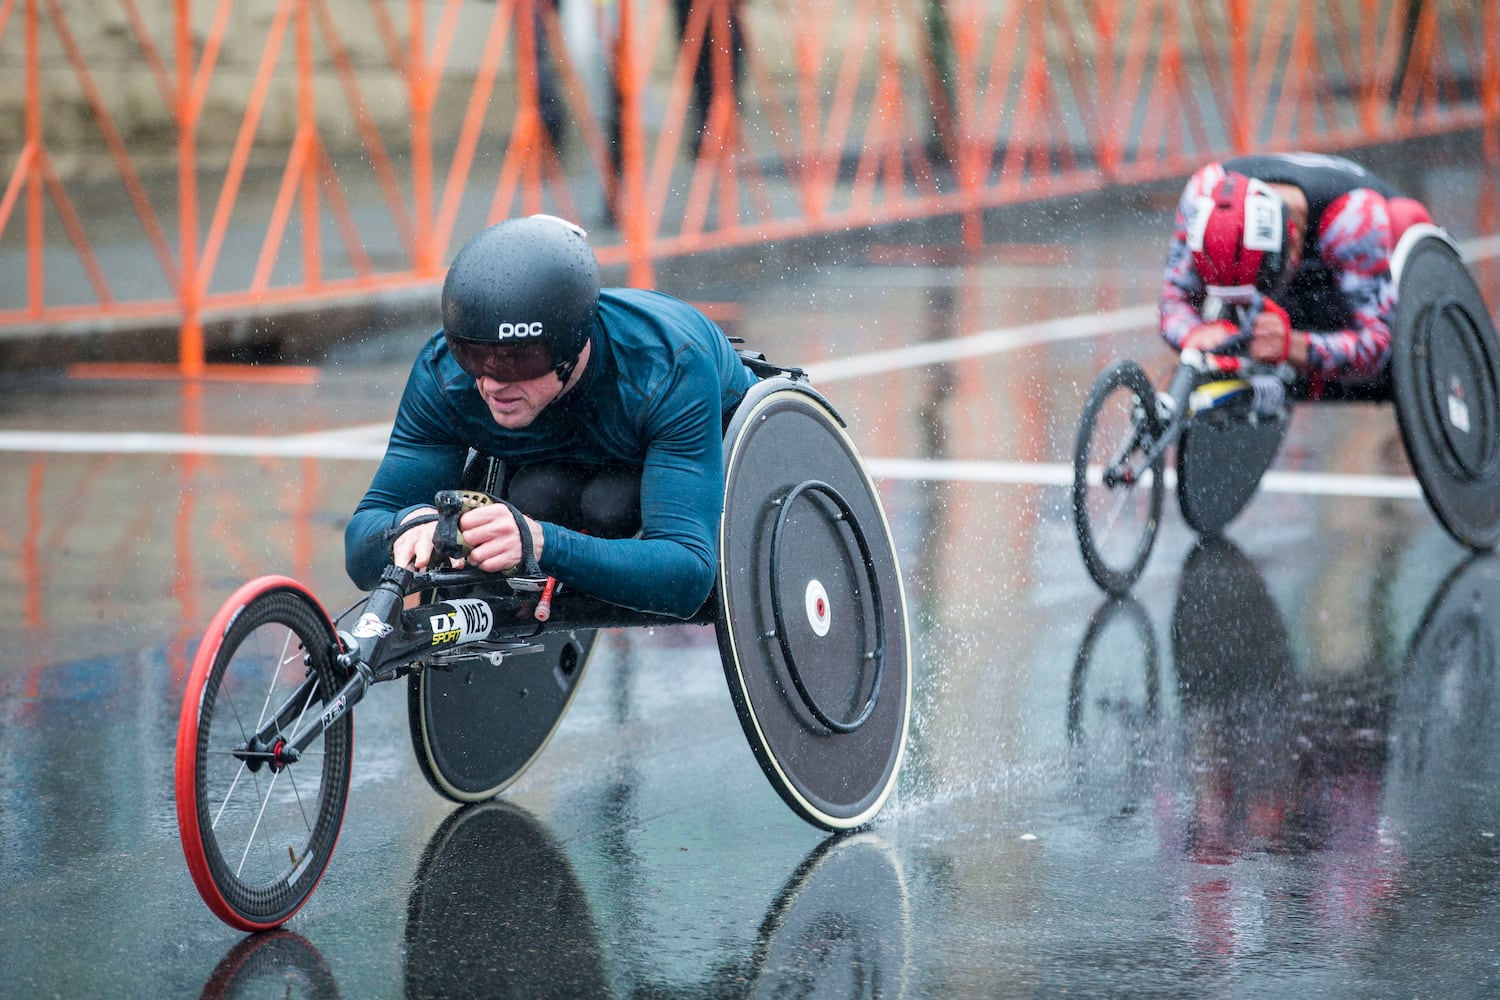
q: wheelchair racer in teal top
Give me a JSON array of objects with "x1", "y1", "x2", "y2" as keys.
[{"x1": 345, "y1": 214, "x2": 758, "y2": 619}]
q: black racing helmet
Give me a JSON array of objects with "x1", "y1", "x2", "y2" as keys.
[{"x1": 441, "y1": 214, "x2": 600, "y2": 383}]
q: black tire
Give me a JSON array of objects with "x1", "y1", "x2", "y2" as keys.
[
  {"x1": 175, "y1": 577, "x2": 352, "y2": 931},
  {"x1": 1073, "y1": 360, "x2": 1166, "y2": 595}
]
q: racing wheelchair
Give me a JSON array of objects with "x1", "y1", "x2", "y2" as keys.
[
  {"x1": 1073, "y1": 225, "x2": 1500, "y2": 595},
  {"x1": 173, "y1": 367, "x2": 912, "y2": 932}
]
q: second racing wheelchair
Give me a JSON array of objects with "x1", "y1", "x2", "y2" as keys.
[
  {"x1": 1073, "y1": 224, "x2": 1500, "y2": 594},
  {"x1": 173, "y1": 362, "x2": 912, "y2": 932}
]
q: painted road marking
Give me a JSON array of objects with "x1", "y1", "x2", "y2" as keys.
[
  {"x1": 863, "y1": 458, "x2": 1423, "y2": 499},
  {"x1": 804, "y1": 305, "x2": 1159, "y2": 383},
  {"x1": 0, "y1": 426, "x2": 391, "y2": 459},
  {"x1": 0, "y1": 428, "x2": 1427, "y2": 502},
  {"x1": 807, "y1": 233, "x2": 1498, "y2": 383}
]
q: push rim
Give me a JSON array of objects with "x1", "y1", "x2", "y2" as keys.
[{"x1": 767, "y1": 479, "x2": 886, "y2": 734}]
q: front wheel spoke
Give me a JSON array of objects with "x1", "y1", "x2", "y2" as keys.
[
  {"x1": 1094, "y1": 484, "x2": 1134, "y2": 540},
  {"x1": 284, "y1": 763, "x2": 316, "y2": 837},
  {"x1": 182, "y1": 585, "x2": 354, "y2": 930},
  {"x1": 253, "y1": 626, "x2": 302, "y2": 733},
  {"x1": 236, "y1": 768, "x2": 286, "y2": 880},
  {"x1": 1088, "y1": 455, "x2": 1154, "y2": 561},
  {"x1": 210, "y1": 757, "x2": 250, "y2": 832},
  {"x1": 1109, "y1": 431, "x2": 1146, "y2": 474}
]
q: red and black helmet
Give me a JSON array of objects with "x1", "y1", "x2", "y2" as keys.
[
  {"x1": 1188, "y1": 172, "x2": 1296, "y2": 301},
  {"x1": 441, "y1": 214, "x2": 600, "y2": 383}
]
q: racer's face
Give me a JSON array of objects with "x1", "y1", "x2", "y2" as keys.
[
  {"x1": 1268, "y1": 182, "x2": 1308, "y2": 296},
  {"x1": 475, "y1": 370, "x2": 568, "y2": 429},
  {"x1": 472, "y1": 339, "x2": 589, "y2": 429}
]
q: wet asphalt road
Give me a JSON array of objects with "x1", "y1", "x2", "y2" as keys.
[{"x1": 4, "y1": 135, "x2": 1500, "y2": 997}]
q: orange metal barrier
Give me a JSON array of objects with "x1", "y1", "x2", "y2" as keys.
[{"x1": 1, "y1": 0, "x2": 1496, "y2": 372}]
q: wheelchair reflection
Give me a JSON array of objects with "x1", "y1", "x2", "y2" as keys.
[
  {"x1": 1384, "y1": 553, "x2": 1500, "y2": 836},
  {"x1": 398, "y1": 802, "x2": 911, "y2": 998},
  {"x1": 1164, "y1": 538, "x2": 1379, "y2": 875},
  {"x1": 746, "y1": 831, "x2": 912, "y2": 997},
  {"x1": 1068, "y1": 540, "x2": 1500, "y2": 942},
  {"x1": 198, "y1": 754, "x2": 911, "y2": 999},
  {"x1": 196, "y1": 929, "x2": 339, "y2": 1000},
  {"x1": 1066, "y1": 594, "x2": 1161, "y2": 751},
  {"x1": 404, "y1": 802, "x2": 608, "y2": 999}
]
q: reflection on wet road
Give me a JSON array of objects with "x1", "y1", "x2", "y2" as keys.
[{"x1": 3, "y1": 138, "x2": 1500, "y2": 996}]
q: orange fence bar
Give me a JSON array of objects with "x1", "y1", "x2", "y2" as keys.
[{"x1": 0, "y1": 0, "x2": 1496, "y2": 371}]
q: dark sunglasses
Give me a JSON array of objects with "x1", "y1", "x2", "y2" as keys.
[{"x1": 446, "y1": 333, "x2": 557, "y2": 383}]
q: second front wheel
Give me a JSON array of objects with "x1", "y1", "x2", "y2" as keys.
[{"x1": 1072, "y1": 360, "x2": 1166, "y2": 595}]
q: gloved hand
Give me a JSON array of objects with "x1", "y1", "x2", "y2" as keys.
[
  {"x1": 1182, "y1": 320, "x2": 1238, "y2": 353},
  {"x1": 1247, "y1": 297, "x2": 1296, "y2": 365}
]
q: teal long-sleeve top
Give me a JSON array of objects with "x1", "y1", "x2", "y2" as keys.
[{"x1": 345, "y1": 288, "x2": 759, "y2": 618}]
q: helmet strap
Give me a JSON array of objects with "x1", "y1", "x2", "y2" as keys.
[{"x1": 551, "y1": 333, "x2": 591, "y2": 388}]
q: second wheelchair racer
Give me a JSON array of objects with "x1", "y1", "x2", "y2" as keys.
[
  {"x1": 345, "y1": 214, "x2": 758, "y2": 618},
  {"x1": 1160, "y1": 151, "x2": 1434, "y2": 396}
]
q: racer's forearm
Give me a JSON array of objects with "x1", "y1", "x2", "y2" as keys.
[
  {"x1": 1159, "y1": 167, "x2": 1218, "y2": 350},
  {"x1": 540, "y1": 525, "x2": 715, "y2": 619},
  {"x1": 1302, "y1": 322, "x2": 1390, "y2": 378},
  {"x1": 345, "y1": 505, "x2": 432, "y2": 591},
  {"x1": 1159, "y1": 250, "x2": 1205, "y2": 349}
]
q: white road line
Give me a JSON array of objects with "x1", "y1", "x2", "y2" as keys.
[
  {"x1": 1259, "y1": 469, "x2": 1423, "y2": 499},
  {"x1": 1461, "y1": 232, "x2": 1500, "y2": 261},
  {"x1": 804, "y1": 305, "x2": 1159, "y2": 383},
  {"x1": 806, "y1": 233, "x2": 1496, "y2": 384},
  {"x1": 2, "y1": 300, "x2": 1160, "y2": 459},
  {"x1": 865, "y1": 458, "x2": 1077, "y2": 486},
  {"x1": 0, "y1": 429, "x2": 1422, "y2": 500},
  {"x1": 0, "y1": 429, "x2": 389, "y2": 459},
  {"x1": 864, "y1": 458, "x2": 1424, "y2": 499}
]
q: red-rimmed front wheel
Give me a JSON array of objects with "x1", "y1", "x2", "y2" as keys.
[{"x1": 174, "y1": 576, "x2": 352, "y2": 931}]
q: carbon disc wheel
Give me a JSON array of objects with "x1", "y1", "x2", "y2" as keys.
[
  {"x1": 715, "y1": 379, "x2": 911, "y2": 831},
  {"x1": 1390, "y1": 228, "x2": 1500, "y2": 550},
  {"x1": 408, "y1": 628, "x2": 598, "y2": 803},
  {"x1": 1176, "y1": 403, "x2": 1288, "y2": 537}
]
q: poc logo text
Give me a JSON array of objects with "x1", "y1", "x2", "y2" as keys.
[{"x1": 496, "y1": 322, "x2": 544, "y2": 339}]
